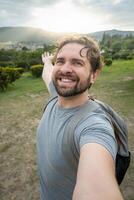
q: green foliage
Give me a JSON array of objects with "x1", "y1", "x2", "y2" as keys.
[
  {"x1": 0, "y1": 61, "x2": 14, "y2": 67},
  {"x1": 118, "y1": 50, "x2": 130, "y2": 60},
  {"x1": 104, "y1": 58, "x2": 113, "y2": 66},
  {"x1": 111, "y1": 41, "x2": 122, "y2": 52},
  {"x1": 0, "y1": 67, "x2": 9, "y2": 90},
  {"x1": 0, "y1": 67, "x2": 22, "y2": 91},
  {"x1": 0, "y1": 46, "x2": 56, "y2": 70},
  {"x1": 16, "y1": 67, "x2": 25, "y2": 74},
  {"x1": 4, "y1": 67, "x2": 21, "y2": 83},
  {"x1": 100, "y1": 34, "x2": 134, "y2": 60},
  {"x1": 30, "y1": 64, "x2": 43, "y2": 77},
  {"x1": 15, "y1": 60, "x2": 30, "y2": 70},
  {"x1": 123, "y1": 38, "x2": 134, "y2": 50}
]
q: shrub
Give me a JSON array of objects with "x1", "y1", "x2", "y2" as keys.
[
  {"x1": 0, "y1": 67, "x2": 9, "y2": 90},
  {"x1": 16, "y1": 67, "x2": 25, "y2": 74},
  {"x1": 0, "y1": 61, "x2": 14, "y2": 67},
  {"x1": 119, "y1": 51, "x2": 129, "y2": 60},
  {"x1": 30, "y1": 65, "x2": 43, "y2": 77},
  {"x1": 3, "y1": 67, "x2": 21, "y2": 83},
  {"x1": 104, "y1": 58, "x2": 113, "y2": 66},
  {"x1": 15, "y1": 61, "x2": 30, "y2": 71},
  {"x1": 112, "y1": 52, "x2": 120, "y2": 60},
  {"x1": 0, "y1": 67, "x2": 22, "y2": 91},
  {"x1": 127, "y1": 55, "x2": 133, "y2": 60}
]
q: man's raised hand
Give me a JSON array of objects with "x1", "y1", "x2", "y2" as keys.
[
  {"x1": 42, "y1": 52, "x2": 54, "y2": 91},
  {"x1": 42, "y1": 52, "x2": 53, "y2": 65}
]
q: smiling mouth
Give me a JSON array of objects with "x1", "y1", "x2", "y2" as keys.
[
  {"x1": 57, "y1": 77, "x2": 77, "y2": 87},
  {"x1": 60, "y1": 78, "x2": 75, "y2": 83}
]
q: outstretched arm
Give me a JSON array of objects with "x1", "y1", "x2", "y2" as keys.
[
  {"x1": 42, "y1": 52, "x2": 53, "y2": 92},
  {"x1": 73, "y1": 143, "x2": 123, "y2": 200}
]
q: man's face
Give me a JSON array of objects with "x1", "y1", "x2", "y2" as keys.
[{"x1": 52, "y1": 43, "x2": 93, "y2": 97}]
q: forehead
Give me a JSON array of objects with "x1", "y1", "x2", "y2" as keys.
[{"x1": 57, "y1": 43, "x2": 87, "y2": 59}]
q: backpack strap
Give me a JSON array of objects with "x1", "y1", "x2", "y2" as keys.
[
  {"x1": 94, "y1": 99, "x2": 129, "y2": 156},
  {"x1": 44, "y1": 96, "x2": 130, "y2": 184},
  {"x1": 43, "y1": 95, "x2": 58, "y2": 113},
  {"x1": 62, "y1": 98, "x2": 130, "y2": 185}
]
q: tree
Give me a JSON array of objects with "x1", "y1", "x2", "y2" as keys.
[{"x1": 111, "y1": 41, "x2": 122, "y2": 52}]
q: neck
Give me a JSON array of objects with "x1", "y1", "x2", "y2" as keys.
[{"x1": 58, "y1": 91, "x2": 89, "y2": 108}]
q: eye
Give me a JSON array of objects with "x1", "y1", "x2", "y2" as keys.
[
  {"x1": 77, "y1": 62, "x2": 82, "y2": 66},
  {"x1": 55, "y1": 59, "x2": 64, "y2": 65},
  {"x1": 74, "y1": 61, "x2": 83, "y2": 67}
]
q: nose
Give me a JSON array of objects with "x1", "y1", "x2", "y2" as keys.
[{"x1": 60, "y1": 62, "x2": 73, "y2": 73}]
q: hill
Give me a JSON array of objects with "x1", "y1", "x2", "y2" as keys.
[
  {"x1": 0, "y1": 26, "x2": 134, "y2": 44},
  {"x1": 88, "y1": 29, "x2": 134, "y2": 41},
  {"x1": 0, "y1": 27, "x2": 60, "y2": 44}
]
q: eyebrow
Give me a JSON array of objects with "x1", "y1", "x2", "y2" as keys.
[
  {"x1": 71, "y1": 58, "x2": 85, "y2": 64},
  {"x1": 56, "y1": 57, "x2": 64, "y2": 61},
  {"x1": 56, "y1": 57, "x2": 85, "y2": 63}
]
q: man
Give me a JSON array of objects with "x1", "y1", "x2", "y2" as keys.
[{"x1": 37, "y1": 36, "x2": 123, "y2": 199}]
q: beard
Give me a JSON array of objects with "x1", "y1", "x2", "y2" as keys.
[{"x1": 52, "y1": 71, "x2": 92, "y2": 97}]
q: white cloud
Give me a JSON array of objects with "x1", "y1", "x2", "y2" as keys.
[
  {"x1": 112, "y1": 0, "x2": 124, "y2": 5},
  {"x1": 0, "y1": 9, "x2": 8, "y2": 18},
  {"x1": 26, "y1": 1, "x2": 105, "y2": 33},
  {"x1": 0, "y1": 0, "x2": 133, "y2": 32}
]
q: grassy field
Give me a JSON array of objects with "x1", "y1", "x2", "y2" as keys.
[{"x1": 0, "y1": 60, "x2": 134, "y2": 200}]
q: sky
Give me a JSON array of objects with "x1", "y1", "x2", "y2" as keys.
[{"x1": 0, "y1": 0, "x2": 134, "y2": 33}]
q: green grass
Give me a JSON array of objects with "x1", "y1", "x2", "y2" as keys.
[
  {"x1": 0, "y1": 59, "x2": 134, "y2": 200},
  {"x1": 91, "y1": 59, "x2": 134, "y2": 115},
  {"x1": 0, "y1": 72, "x2": 48, "y2": 100}
]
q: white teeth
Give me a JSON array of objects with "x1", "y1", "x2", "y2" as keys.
[{"x1": 61, "y1": 78, "x2": 72, "y2": 82}]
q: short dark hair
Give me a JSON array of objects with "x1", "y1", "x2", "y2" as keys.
[{"x1": 54, "y1": 36, "x2": 103, "y2": 72}]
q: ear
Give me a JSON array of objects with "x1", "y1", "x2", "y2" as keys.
[{"x1": 90, "y1": 69, "x2": 100, "y2": 84}]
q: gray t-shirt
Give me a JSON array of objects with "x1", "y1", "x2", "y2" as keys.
[{"x1": 37, "y1": 95, "x2": 118, "y2": 200}]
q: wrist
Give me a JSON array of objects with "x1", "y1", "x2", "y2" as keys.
[{"x1": 44, "y1": 60, "x2": 52, "y2": 65}]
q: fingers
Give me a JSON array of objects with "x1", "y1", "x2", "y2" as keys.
[
  {"x1": 42, "y1": 51, "x2": 54, "y2": 65},
  {"x1": 42, "y1": 51, "x2": 53, "y2": 58}
]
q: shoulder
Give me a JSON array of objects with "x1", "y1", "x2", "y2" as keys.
[
  {"x1": 77, "y1": 102, "x2": 113, "y2": 134},
  {"x1": 74, "y1": 105, "x2": 118, "y2": 160}
]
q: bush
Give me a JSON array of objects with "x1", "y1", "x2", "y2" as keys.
[
  {"x1": 0, "y1": 67, "x2": 9, "y2": 90},
  {"x1": 0, "y1": 61, "x2": 14, "y2": 67},
  {"x1": 0, "y1": 67, "x2": 22, "y2": 91},
  {"x1": 15, "y1": 61, "x2": 30, "y2": 71},
  {"x1": 119, "y1": 51, "x2": 130, "y2": 60},
  {"x1": 127, "y1": 55, "x2": 133, "y2": 60},
  {"x1": 3, "y1": 67, "x2": 21, "y2": 83},
  {"x1": 16, "y1": 67, "x2": 25, "y2": 74},
  {"x1": 30, "y1": 65, "x2": 43, "y2": 77},
  {"x1": 112, "y1": 52, "x2": 120, "y2": 60},
  {"x1": 104, "y1": 58, "x2": 113, "y2": 66}
]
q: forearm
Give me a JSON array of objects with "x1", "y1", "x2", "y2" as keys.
[
  {"x1": 73, "y1": 143, "x2": 124, "y2": 200},
  {"x1": 72, "y1": 183, "x2": 124, "y2": 200},
  {"x1": 42, "y1": 62, "x2": 52, "y2": 92},
  {"x1": 42, "y1": 52, "x2": 53, "y2": 93}
]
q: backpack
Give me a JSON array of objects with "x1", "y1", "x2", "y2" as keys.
[{"x1": 44, "y1": 96, "x2": 131, "y2": 185}]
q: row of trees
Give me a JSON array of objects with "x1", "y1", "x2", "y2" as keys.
[
  {"x1": 100, "y1": 34, "x2": 134, "y2": 61},
  {"x1": 0, "y1": 34, "x2": 134, "y2": 91},
  {"x1": 0, "y1": 44, "x2": 55, "y2": 91},
  {"x1": 0, "y1": 34, "x2": 134, "y2": 70},
  {"x1": 0, "y1": 44, "x2": 56, "y2": 70}
]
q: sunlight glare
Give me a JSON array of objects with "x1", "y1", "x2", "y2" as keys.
[{"x1": 29, "y1": 1, "x2": 104, "y2": 33}]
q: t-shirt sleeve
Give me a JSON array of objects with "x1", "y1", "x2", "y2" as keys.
[{"x1": 77, "y1": 113, "x2": 118, "y2": 160}]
